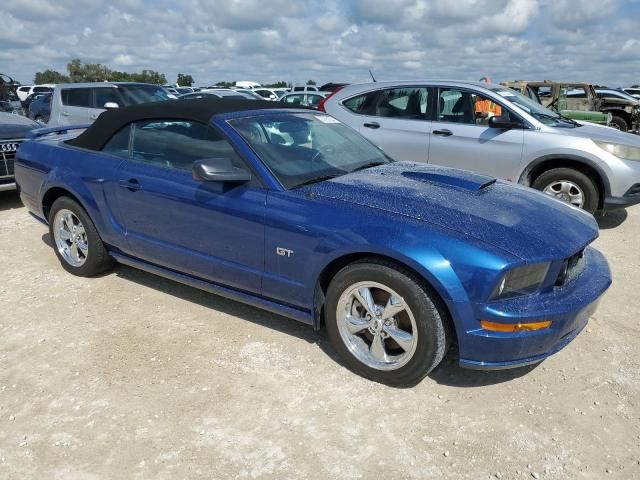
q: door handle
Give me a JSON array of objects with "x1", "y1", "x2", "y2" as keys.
[
  {"x1": 363, "y1": 122, "x2": 380, "y2": 129},
  {"x1": 118, "y1": 178, "x2": 140, "y2": 191},
  {"x1": 432, "y1": 129, "x2": 453, "y2": 137}
]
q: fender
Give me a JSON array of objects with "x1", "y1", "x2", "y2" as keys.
[
  {"x1": 308, "y1": 242, "x2": 472, "y2": 332},
  {"x1": 517, "y1": 153, "x2": 612, "y2": 196}
]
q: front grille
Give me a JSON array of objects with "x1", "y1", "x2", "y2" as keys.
[
  {"x1": 556, "y1": 249, "x2": 586, "y2": 287},
  {"x1": 0, "y1": 140, "x2": 21, "y2": 179}
]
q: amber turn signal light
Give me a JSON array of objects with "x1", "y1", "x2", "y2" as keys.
[{"x1": 481, "y1": 320, "x2": 552, "y2": 332}]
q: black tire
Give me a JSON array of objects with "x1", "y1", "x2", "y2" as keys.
[
  {"x1": 325, "y1": 259, "x2": 449, "y2": 387},
  {"x1": 609, "y1": 115, "x2": 628, "y2": 132},
  {"x1": 532, "y1": 168, "x2": 599, "y2": 214},
  {"x1": 48, "y1": 197, "x2": 114, "y2": 276}
]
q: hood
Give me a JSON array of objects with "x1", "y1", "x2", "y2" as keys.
[
  {"x1": 0, "y1": 112, "x2": 40, "y2": 140},
  {"x1": 547, "y1": 121, "x2": 640, "y2": 147},
  {"x1": 307, "y1": 162, "x2": 598, "y2": 260}
]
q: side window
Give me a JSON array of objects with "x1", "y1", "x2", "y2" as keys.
[
  {"x1": 130, "y1": 120, "x2": 241, "y2": 171},
  {"x1": 438, "y1": 88, "x2": 502, "y2": 125},
  {"x1": 94, "y1": 88, "x2": 122, "y2": 108},
  {"x1": 375, "y1": 87, "x2": 430, "y2": 119},
  {"x1": 307, "y1": 94, "x2": 323, "y2": 107},
  {"x1": 33, "y1": 87, "x2": 51, "y2": 93},
  {"x1": 342, "y1": 91, "x2": 379, "y2": 115},
  {"x1": 102, "y1": 125, "x2": 131, "y2": 159},
  {"x1": 61, "y1": 88, "x2": 92, "y2": 107},
  {"x1": 284, "y1": 95, "x2": 303, "y2": 105}
]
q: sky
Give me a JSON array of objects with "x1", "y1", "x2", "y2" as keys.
[{"x1": 2, "y1": 0, "x2": 639, "y2": 87}]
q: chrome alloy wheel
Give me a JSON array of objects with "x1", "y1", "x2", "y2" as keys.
[
  {"x1": 336, "y1": 281, "x2": 418, "y2": 371},
  {"x1": 543, "y1": 180, "x2": 585, "y2": 208},
  {"x1": 53, "y1": 209, "x2": 88, "y2": 267}
]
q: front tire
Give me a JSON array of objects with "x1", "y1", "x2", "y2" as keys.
[
  {"x1": 325, "y1": 260, "x2": 448, "y2": 387},
  {"x1": 609, "y1": 115, "x2": 628, "y2": 132},
  {"x1": 532, "y1": 168, "x2": 599, "y2": 213},
  {"x1": 49, "y1": 197, "x2": 114, "y2": 276}
]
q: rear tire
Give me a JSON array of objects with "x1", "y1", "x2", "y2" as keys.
[
  {"x1": 325, "y1": 259, "x2": 448, "y2": 387},
  {"x1": 48, "y1": 197, "x2": 114, "y2": 276},
  {"x1": 532, "y1": 168, "x2": 599, "y2": 213},
  {"x1": 609, "y1": 115, "x2": 628, "y2": 132}
]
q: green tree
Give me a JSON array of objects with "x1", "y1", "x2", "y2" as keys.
[
  {"x1": 264, "y1": 81, "x2": 288, "y2": 88},
  {"x1": 177, "y1": 73, "x2": 194, "y2": 86},
  {"x1": 306, "y1": 79, "x2": 316, "y2": 85},
  {"x1": 34, "y1": 70, "x2": 70, "y2": 84},
  {"x1": 215, "y1": 81, "x2": 236, "y2": 88}
]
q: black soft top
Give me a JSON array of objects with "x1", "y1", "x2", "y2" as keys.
[{"x1": 68, "y1": 98, "x2": 298, "y2": 151}]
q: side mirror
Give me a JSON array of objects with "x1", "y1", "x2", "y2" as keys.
[
  {"x1": 192, "y1": 158, "x2": 251, "y2": 183},
  {"x1": 104, "y1": 102, "x2": 119, "y2": 109},
  {"x1": 488, "y1": 115, "x2": 522, "y2": 129}
]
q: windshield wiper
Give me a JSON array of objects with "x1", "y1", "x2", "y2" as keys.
[
  {"x1": 350, "y1": 161, "x2": 387, "y2": 173},
  {"x1": 534, "y1": 112, "x2": 577, "y2": 127},
  {"x1": 295, "y1": 174, "x2": 342, "y2": 188},
  {"x1": 556, "y1": 113, "x2": 581, "y2": 126}
]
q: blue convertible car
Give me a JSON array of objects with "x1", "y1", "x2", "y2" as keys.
[{"x1": 15, "y1": 99, "x2": 611, "y2": 386}]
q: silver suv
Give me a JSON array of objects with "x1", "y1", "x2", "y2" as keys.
[
  {"x1": 48, "y1": 82, "x2": 171, "y2": 127},
  {"x1": 323, "y1": 80, "x2": 640, "y2": 213}
]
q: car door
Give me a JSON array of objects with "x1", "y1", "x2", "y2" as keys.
[
  {"x1": 58, "y1": 88, "x2": 92, "y2": 125},
  {"x1": 427, "y1": 87, "x2": 524, "y2": 181},
  {"x1": 342, "y1": 87, "x2": 434, "y2": 163},
  {"x1": 112, "y1": 119, "x2": 266, "y2": 294}
]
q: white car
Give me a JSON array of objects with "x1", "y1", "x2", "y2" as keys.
[{"x1": 16, "y1": 84, "x2": 55, "y2": 102}]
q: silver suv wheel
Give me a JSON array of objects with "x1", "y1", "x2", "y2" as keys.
[{"x1": 542, "y1": 180, "x2": 585, "y2": 208}]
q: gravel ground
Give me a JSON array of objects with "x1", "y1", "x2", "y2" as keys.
[{"x1": 0, "y1": 190, "x2": 638, "y2": 480}]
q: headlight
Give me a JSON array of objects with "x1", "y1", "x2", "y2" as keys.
[
  {"x1": 595, "y1": 141, "x2": 640, "y2": 161},
  {"x1": 490, "y1": 262, "x2": 550, "y2": 300}
]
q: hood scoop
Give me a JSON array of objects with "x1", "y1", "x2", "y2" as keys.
[{"x1": 401, "y1": 170, "x2": 497, "y2": 191}]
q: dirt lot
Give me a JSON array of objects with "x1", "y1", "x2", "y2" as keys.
[{"x1": 0, "y1": 190, "x2": 638, "y2": 480}]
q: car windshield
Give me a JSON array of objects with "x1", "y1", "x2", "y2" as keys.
[
  {"x1": 117, "y1": 85, "x2": 171, "y2": 105},
  {"x1": 490, "y1": 87, "x2": 577, "y2": 127},
  {"x1": 228, "y1": 113, "x2": 391, "y2": 189}
]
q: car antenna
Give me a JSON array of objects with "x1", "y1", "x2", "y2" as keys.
[{"x1": 369, "y1": 69, "x2": 377, "y2": 82}]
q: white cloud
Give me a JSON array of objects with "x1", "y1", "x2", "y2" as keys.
[{"x1": 0, "y1": 0, "x2": 637, "y2": 88}]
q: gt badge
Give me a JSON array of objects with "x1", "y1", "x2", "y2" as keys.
[{"x1": 276, "y1": 247, "x2": 294, "y2": 258}]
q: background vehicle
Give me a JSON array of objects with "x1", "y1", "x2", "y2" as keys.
[
  {"x1": 292, "y1": 85, "x2": 319, "y2": 93},
  {"x1": 0, "y1": 112, "x2": 40, "y2": 191},
  {"x1": 319, "y1": 82, "x2": 349, "y2": 92},
  {"x1": 48, "y1": 82, "x2": 171, "y2": 126},
  {"x1": 323, "y1": 80, "x2": 640, "y2": 213},
  {"x1": 21, "y1": 90, "x2": 52, "y2": 109},
  {"x1": 622, "y1": 87, "x2": 640, "y2": 99},
  {"x1": 280, "y1": 91, "x2": 328, "y2": 109},
  {"x1": 28, "y1": 92, "x2": 52, "y2": 123},
  {"x1": 506, "y1": 81, "x2": 640, "y2": 132},
  {"x1": 14, "y1": 99, "x2": 611, "y2": 386},
  {"x1": 253, "y1": 88, "x2": 288, "y2": 101},
  {"x1": 15, "y1": 84, "x2": 55, "y2": 102},
  {"x1": 503, "y1": 81, "x2": 611, "y2": 127},
  {"x1": 179, "y1": 90, "x2": 258, "y2": 100},
  {"x1": 232, "y1": 88, "x2": 265, "y2": 100}
]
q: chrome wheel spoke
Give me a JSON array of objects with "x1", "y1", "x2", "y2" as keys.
[
  {"x1": 77, "y1": 241, "x2": 88, "y2": 255},
  {"x1": 354, "y1": 287, "x2": 376, "y2": 317},
  {"x1": 59, "y1": 228, "x2": 72, "y2": 241},
  {"x1": 370, "y1": 334, "x2": 388, "y2": 362},
  {"x1": 381, "y1": 295, "x2": 405, "y2": 320},
  {"x1": 383, "y1": 326, "x2": 414, "y2": 352},
  {"x1": 70, "y1": 241, "x2": 79, "y2": 261},
  {"x1": 345, "y1": 314, "x2": 370, "y2": 334}
]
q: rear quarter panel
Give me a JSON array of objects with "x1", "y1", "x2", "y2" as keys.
[{"x1": 15, "y1": 138, "x2": 127, "y2": 250}]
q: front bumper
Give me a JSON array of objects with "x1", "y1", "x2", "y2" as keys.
[
  {"x1": 603, "y1": 183, "x2": 640, "y2": 209},
  {"x1": 458, "y1": 247, "x2": 611, "y2": 370}
]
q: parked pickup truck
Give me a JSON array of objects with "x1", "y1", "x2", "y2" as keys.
[
  {"x1": 502, "y1": 80, "x2": 640, "y2": 132},
  {"x1": 47, "y1": 82, "x2": 171, "y2": 126},
  {"x1": 0, "y1": 112, "x2": 41, "y2": 191}
]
